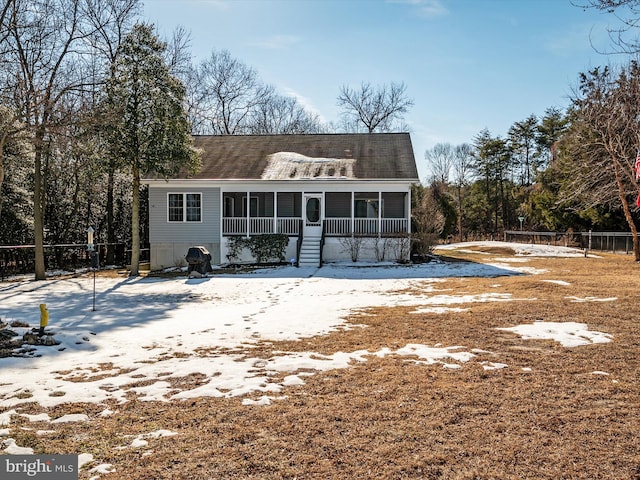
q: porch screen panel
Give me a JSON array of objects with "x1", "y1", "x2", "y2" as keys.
[
  {"x1": 223, "y1": 193, "x2": 245, "y2": 217},
  {"x1": 382, "y1": 193, "x2": 405, "y2": 218},
  {"x1": 256, "y1": 192, "x2": 274, "y2": 217},
  {"x1": 325, "y1": 192, "x2": 351, "y2": 217},
  {"x1": 277, "y1": 192, "x2": 302, "y2": 217}
]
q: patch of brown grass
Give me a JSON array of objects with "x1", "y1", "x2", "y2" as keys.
[
  {"x1": 468, "y1": 245, "x2": 517, "y2": 255},
  {"x1": 4, "y1": 251, "x2": 640, "y2": 479}
]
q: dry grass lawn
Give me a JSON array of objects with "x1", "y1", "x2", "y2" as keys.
[{"x1": 4, "y1": 247, "x2": 640, "y2": 479}]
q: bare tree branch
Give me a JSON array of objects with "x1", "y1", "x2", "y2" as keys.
[
  {"x1": 189, "y1": 49, "x2": 273, "y2": 135},
  {"x1": 425, "y1": 143, "x2": 454, "y2": 184},
  {"x1": 337, "y1": 81, "x2": 413, "y2": 133},
  {"x1": 574, "y1": 0, "x2": 640, "y2": 54},
  {"x1": 561, "y1": 62, "x2": 640, "y2": 258}
]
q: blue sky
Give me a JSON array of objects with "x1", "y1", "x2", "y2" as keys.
[{"x1": 143, "y1": 0, "x2": 618, "y2": 180}]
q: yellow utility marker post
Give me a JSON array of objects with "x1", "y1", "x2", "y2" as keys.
[{"x1": 39, "y1": 303, "x2": 48, "y2": 336}]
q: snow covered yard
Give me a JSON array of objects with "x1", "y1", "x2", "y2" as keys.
[{"x1": 0, "y1": 242, "x2": 638, "y2": 479}]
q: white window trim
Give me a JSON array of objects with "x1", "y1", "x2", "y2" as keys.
[{"x1": 167, "y1": 192, "x2": 203, "y2": 223}]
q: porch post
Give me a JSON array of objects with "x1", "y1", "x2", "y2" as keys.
[
  {"x1": 220, "y1": 189, "x2": 224, "y2": 238},
  {"x1": 273, "y1": 192, "x2": 278, "y2": 233},
  {"x1": 246, "y1": 190, "x2": 250, "y2": 238},
  {"x1": 351, "y1": 191, "x2": 355, "y2": 237},
  {"x1": 378, "y1": 191, "x2": 382, "y2": 237},
  {"x1": 407, "y1": 188, "x2": 412, "y2": 234}
]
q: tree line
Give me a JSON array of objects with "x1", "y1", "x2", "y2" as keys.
[
  {"x1": 421, "y1": 57, "x2": 640, "y2": 261},
  {"x1": 421, "y1": 107, "x2": 569, "y2": 240},
  {"x1": 418, "y1": 0, "x2": 640, "y2": 261}
]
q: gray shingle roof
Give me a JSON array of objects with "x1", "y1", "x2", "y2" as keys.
[{"x1": 178, "y1": 133, "x2": 418, "y2": 181}]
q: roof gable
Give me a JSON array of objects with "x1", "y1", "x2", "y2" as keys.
[{"x1": 177, "y1": 133, "x2": 418, "y2": 181}]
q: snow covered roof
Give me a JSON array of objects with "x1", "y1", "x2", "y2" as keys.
[
  {"x1": 261, "y1": 152, "x2": 357, "y2": 179},
  {"x1": 164, "y1": 133, "x2": 418, "y2": 181}
]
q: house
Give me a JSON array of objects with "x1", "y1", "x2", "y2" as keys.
[{"x1": 143, "y1": 133, "x2": 419, "y2": 269}]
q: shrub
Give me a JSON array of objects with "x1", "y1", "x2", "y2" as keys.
[
  {"x1": 226, "y1": 236, "x2": 246, "y2": 263},
  {"x1": 247, "y1": 234, "x2": 289, "y2": 263},
  {"x1": 226, "y1": 234, "x2": 289, "y2": 264},
  {"x1": 339, "y1": 235, "x2": 364, "y2": 262}
]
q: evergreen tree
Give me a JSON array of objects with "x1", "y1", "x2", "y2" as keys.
[
  {"x1": 472, "y1": 130, "x2": 514, "y2": 232},
  {"x1": 537, "y1": 107, "x2": 568, "y2": 167},
  {"x1": 105, "y1": 23, "x2": 199, "y2": 276},
  {"x1": 508, "y1": 114, "x2": 540, "y2": 186}
]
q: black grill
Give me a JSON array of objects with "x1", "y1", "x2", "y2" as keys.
[{"x1": 185, "y1": 246, "x2": 213, "y2": 274}]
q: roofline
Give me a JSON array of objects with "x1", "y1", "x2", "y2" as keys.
[
  {"x1": 143, "y1": 178, "x2": 420, "y2": 186},
  {"x1": 190, "y1": 132, "x2": 413, "y2": 138}
]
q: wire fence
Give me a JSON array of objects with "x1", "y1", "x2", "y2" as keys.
[
  {"x1": 0, "y1": 243, "x2": 149, "y2": 280},
  {"x1": 3, "y1": 232, "x2": 635, "y2": 279},
  {"x1": 504, "y1": 230, "x2": 635, "y2": 254}
]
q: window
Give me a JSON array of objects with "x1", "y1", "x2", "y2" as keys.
[
  {"x1": 168, "y1": 193, "x2": 202, "y2": 222},
  {"x1": 305, "y1": 197, "x2": 321, "y2": 223}
]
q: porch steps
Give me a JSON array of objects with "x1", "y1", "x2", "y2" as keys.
[{"x1": 298, "y1": 236, "x2": 321, "y2": 267}]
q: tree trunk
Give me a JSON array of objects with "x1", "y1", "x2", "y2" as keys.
[
  {"x1": 105, "y1": 164, "x2": 115, "y2": 264},
  {"x1": 456, "y1": 186, "x2": 464, "y2": 242},
  {"x1": 129, "y1": 165, "x2": 140, "y2": 276},
  {"x1": 34, "y1": 141, "x2": 46, "y2": 280},
  {"x1": 0, "y1": 136, "x2": 5, "y2": 218},
  {"x1": 612, "y1": 156, "x2": 640, "y2": 261}
]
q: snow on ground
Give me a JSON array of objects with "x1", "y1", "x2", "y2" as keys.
[
  {"x1": 435, "y1": 241, "x2": 594, "y2": 257},
  {"x1": 0, "y1": 242, "x2": 614, "y2": 467},
  {"x1": 497, "y1": 321, "x2": 613, "y2": 347},
  {"x1": 0, "y1": 258, "x2": 529, "y2": 409}
]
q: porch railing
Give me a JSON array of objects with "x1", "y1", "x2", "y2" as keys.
[
  {"x1": 223, "y1": 216, "x2": 408, "y2": 236},
  {"x1": 277, "y1": 218, "x2": 300, "y2": 235},
  {"x1": 223, "y1": 217, "x2": 301, "y2": 236},
  {"x1": 325, "y1": 218, "x2": 408, "y2": 235}
]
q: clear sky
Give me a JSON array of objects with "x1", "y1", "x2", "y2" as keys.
[{"x1": 142, "y1": 0, "x2": 618, "y2": 180}]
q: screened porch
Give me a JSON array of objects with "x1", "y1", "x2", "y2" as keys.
[{"x1": 222, "y1": 191, "x2": 410, "y2": 236}]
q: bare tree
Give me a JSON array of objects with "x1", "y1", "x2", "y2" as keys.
[
  {"x1": 1, "y1": 0, "x2": 141, "y2": 279},
  {"x1": 190, "y1": 49, "x2": 273, "y2": 135},
  {"x1": 164, "y1": 25, "x2": 192, "y2": 80},
  {"x1": 452, "y1": 143, "x2": 474, "y2": 240},
  {"x1": 562, "y1": 63, "x2": 640, "y2": 259},
  {"x1": 248, "y1": 94, "x2": 326, "y2": 134},
  {"x1": 83, "y1": 0, "x2": 140, "y2": 64},
  {"x1": 0, "y1": 0, "x2": 11, "y2": 44},
  {"x1": 411, "y1": 183, "x2": 445, "y2": 256},
  {"x1": 3, "y1": 0, "x2": 91, "y2": 279},
  {"x1": 425, "y1": 143, "x2": 455, "y2": 183},
  {"x1": 337, "y1": 82, "x2": 413, "y2": 133}
]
